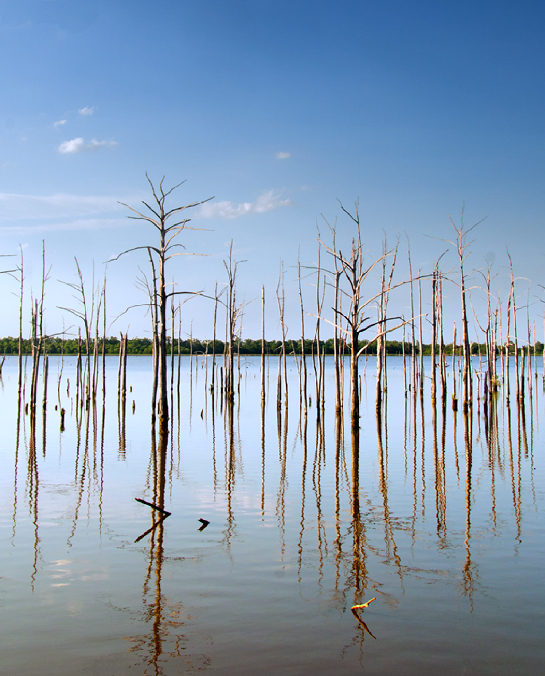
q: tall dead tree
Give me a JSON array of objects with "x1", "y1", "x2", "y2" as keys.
[
  {"x1": 321, "y1": 202, "x2": 410, "y2": 429},
  {"x1": 507, "y1": 251, "x2": 522, "y2": 403},
  {"x1": 474, "y1": 261, "x2": 500, "y2": 399},
  {"x1": 59, "y1": 258, "x2": 97, "y2": 407},
  {"x1": 376, "y1": 236, "x2": 398, "y2": 411},
  {"x1": 276, "y1": 261, "x2": 289, "y2": 409},
  {"x1": 261, "y1": 284, "x2": 266, "y2": 402},
  {"x1": 113, "y1": 175, "x2": 212, "y2": 432},
  {"x1": 222, "y1": 241, "x2": 246, "y2": 403},
  {"x1": 30, "y1": 243, "x2": 50, "y2": 411},
  {"x1": 444, "y1": 210, "x2": 485, "y2": 410},
  {"x1": 406, "y1": 237, "x2": 417, "y2": 391},
  {"x1": 297, "y1": 257, "x2": 308, "y2": 412},
  {"x1": 429, "y1": 255, "x2": 447, "y2": 403}
]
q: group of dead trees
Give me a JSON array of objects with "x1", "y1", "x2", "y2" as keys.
[
  {"x1": 3, "y1": 173, "x2": 536, "y2": 443},
  {"x1": 110, "y1": 177, "x2": 534, "y2": 441}
]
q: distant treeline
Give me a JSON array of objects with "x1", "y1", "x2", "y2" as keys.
[{"x1": 1, "y1": 336, "x2": 543, "y2": 357}]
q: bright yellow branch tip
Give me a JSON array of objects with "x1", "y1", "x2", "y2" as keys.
[{"x1": 351, "y1": 598, "x2": 376, "y2": 610}]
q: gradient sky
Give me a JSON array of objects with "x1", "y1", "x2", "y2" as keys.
[{"x1": 1, "y1": 0, "x2": 544, "y2": 342}]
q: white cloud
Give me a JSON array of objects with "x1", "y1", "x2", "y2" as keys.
[
  {"x1": 78, "y1": 106, "x2": 96, "y2": 116},
  {"x1": 58, "y1": 137, "x2": 117, "y2": 154},
  {"x1": 54, "y1": 119, "x2": 67, "y2": 128},
  {"x1": 275, "y1": 151, "x2": 290, "y2": 160},
  {"x1": 197, "y1": 190, "x2": 293, "y2": 220},
  {"x1": 0, "y1": 193, "x2": 126, "y2": 221}
]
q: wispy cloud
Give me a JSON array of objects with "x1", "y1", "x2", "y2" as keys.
[
  {"x1": 197, "y1": 190, "x2": 293, "y2": 219},
  {"x1": 54, "y1": 119, "x2": 67, "y2": 128},
  {"x1": 0, "y1": 218, "x2": 128, "y2": 235},
  {"x1": 0, "y1": 193, "x2": 126, "y2": 221},
  {"x1": 58, "y1": 137, "x2": 118, "y2": 154},
  {"x1": 275, "y1": 151, "x2": 290, "y2": 160},
  {"x1": 78, "y1": 106, "x2": 96, "y2": 116}
]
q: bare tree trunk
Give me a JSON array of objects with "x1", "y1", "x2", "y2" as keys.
[
  {"x1": 176, "y1": 305, "x2": 181, "y2": 408},
  {"x1": 507, "y1": 252, "x2": 521, "y2": 403},
  {"x1": 101, "y1": 275, "x2": 107, "y2": 401},
  {"x1": 431, "y1": 265, "x2": 437, "y2": 403},
  {"x1": 407, "y1": 238, "x2": 417, "y2": 390},
  {"x1": 222, "y1": 241, "x2": 245, "y2": 404},
  {"x1": 212, "y1": 283, "x2": 218, "y2": 394},
  {"x1": 145, "y1": 248, "x2": 159, "y2": 421},
  {"x1": 170, "y1": 292, "x2": 175, "y2": 395},
  {"x1": 447, "y1": 212, "x2": 477, "y2": 411},
  {"x1": 297, "y1": 262, "x2": 307, "y2": 414},
  {"x1": 261, "y1": 285, "x2": 266, "y2": 402},
  {"x1": 30, "y1": 243, "x2": 48, "y2": 412},
  {"x1": 350, "y1": 260, "x2": 360, "y2": 431},
  {"x1": 438, "y1": 276, "x2": 447, "y2": 401},
  {"x1": 157, "y1": 224, "x2": 169, "y2": 431},
  {"x1": 17, "y1": 247, "x2": 24, "y2": 405},
  {"x1": 277, "y1": 262, "x2": 288, "y2": 409},
  {"x1": 452, "y1": 324, "x2": 458, "y2": 410},
  {"x1": 506, "y1": 287, "x2": 512, "y2": 406},
  {"x1": 418, "y1": 271, "x2": 424, "y2": 394}
]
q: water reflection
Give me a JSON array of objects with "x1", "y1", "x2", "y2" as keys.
[
  {"x1": 27, "y1": 403, "x2": 40, "y2": 589},
  {"x1": 432, "y1": 397, "x2": 447, "y2": 542},
  {"x1": 125, "y1": 427, "x2": 207, "y2": 674},
  {"x1": 3, "y1": 356, "x2": 543, "y2": 675},
  {"x1": 376, "y1": 408, "x2": 404, "y2": 589},
  {"x1": 461, "y1": 408, "x2": 477, "y2": 607},
  {"x1": 223, "y1": 400, "x2": 236, "y2": 549}
]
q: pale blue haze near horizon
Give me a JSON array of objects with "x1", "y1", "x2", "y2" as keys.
[{"x1": 1, "y1": 0, "x2": 544, "y2": 340}]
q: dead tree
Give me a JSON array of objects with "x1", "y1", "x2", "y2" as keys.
[
  {"x1": 376, "y1": 236, "x2": 398, "y2": 411},
  {"x1": 429, "y1": 254, "x2": 447, "y2": 403},
  {"x1": 30, "y1": 243, "x2": 50, "y2": 411},
  {"x1": 474, "y1": 261, "x2": 500, "y2": 398},
  {"x1": 322, "y1": 220, "x2": 342, "y2": 416},
  {"x1": 222, "y1": 241, "x2": 246, "y2": 403},
  {"x1": 320, "y1": 202, "x2": 416, "y2": 429},
  {"x1": 297, "y1": 257, "x2": 308, "y2": 412},
  {"x1": 113, "y1": 175, "x2": 212, "y2": 432},
  {"x1": 59, "y1": 258, "x2": 99, "y2": 407},
  {"x1": 261, "y1": 284, "x2": 266, "y2": 402},
  {"x1": 276, "y1": 261, "x2": 289, "y2": 409},
  {"x1": 444, "y1": 209, "x2": 485, "y2": 410},
  {"x1": 406, "y1": 237, "x2": 417, "y2": 391},
  {"x1": 507, "y1": 251, "x2": 523, "y2": 402}
]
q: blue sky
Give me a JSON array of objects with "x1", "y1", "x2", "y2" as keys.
[{"x1": 1, "y1": 0, "x2": 544, "y2": 342}]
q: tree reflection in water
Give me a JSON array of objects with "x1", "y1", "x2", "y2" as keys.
[
  {"x1": 125, "y1": 426, "x2": 211, "y2": 675},
  {"x1": 3, "y1": 355, "x2": 543, "y2": 675}
]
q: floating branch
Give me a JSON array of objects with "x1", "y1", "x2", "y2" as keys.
[
  {"x1": 135, "y1": 497, "x2": 172, "y2": 516},
  {"x1": 351, "y1": 597, "x2": 377, "y2": 639},
  {"x1": 198, "y1": 518, "x2": 210, "y2": 531}
]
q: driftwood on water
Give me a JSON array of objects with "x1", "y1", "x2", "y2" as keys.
[
  {"x1": 350, "y1": 597, "x2": 377, "y2": 639},
  {"x1": 135, "y1": 497, "x2": 172, "y2": 516}
]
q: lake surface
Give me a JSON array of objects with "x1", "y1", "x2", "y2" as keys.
[{"x1": 1, "y1": 354, "x2": 544, "y2": 675}]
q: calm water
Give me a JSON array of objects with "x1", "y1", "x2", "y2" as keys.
[{"x1": 1, "y1": 355, "x2": 544, "y2": 675}]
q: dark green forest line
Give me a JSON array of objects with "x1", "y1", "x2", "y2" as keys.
[{"x1": 1, "y1": 336, "x2": 542, "y2": 357}]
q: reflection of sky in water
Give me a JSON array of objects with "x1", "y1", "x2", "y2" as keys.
[{"x1": 0, "y1": 354, "x2": 544, "y2": 676}]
